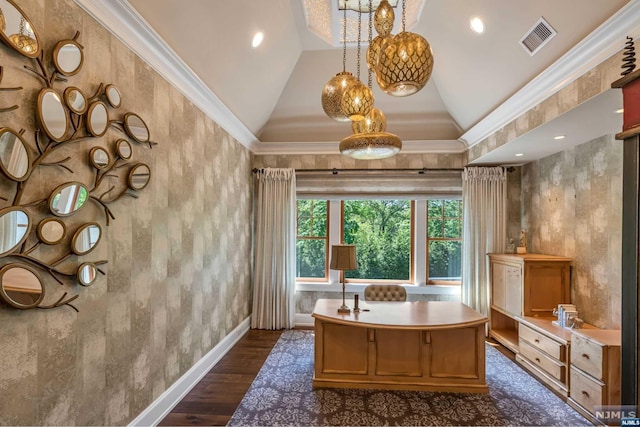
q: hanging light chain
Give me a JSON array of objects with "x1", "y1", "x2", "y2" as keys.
[
  {"x1": 367, "y1": 0, "x2": 373, "y2": 88},
  {"x1": 342, "y1": 5, "x2": 347, "y2": 72},
  {"x1": 356, "y1": 0, "x2": 362, "y2": 79},
  {"x1": 402, "y1": 0, "x2": 406, "y2": 32}
]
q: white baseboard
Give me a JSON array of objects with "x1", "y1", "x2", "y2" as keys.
[
  {"x1": 295, "y1": 313, "x2": 314, "y2": 328},
  {"x1": 128, "y1": 316, "x2": 251, "y2": 427}
]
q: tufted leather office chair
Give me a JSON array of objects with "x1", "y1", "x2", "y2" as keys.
[{"x1": 364, "y1": 284, "x2": 407, "y2": 301}]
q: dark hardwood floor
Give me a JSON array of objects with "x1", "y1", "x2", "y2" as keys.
[{"x1": 159, "y1": 329, "x2": 283, "y2": 426}]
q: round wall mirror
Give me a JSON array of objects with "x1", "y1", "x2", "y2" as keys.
[
  {"x1": 123, "y1": 113, "x2": 150, "y2": 143},
  {"x1": 105, "y1": 84, "x2": 122, "y2": 108},
  {"x1": 63, "y1": 87, "x2": 87, "y2": 115},
  {"x1": 0, "y1": 0, "x2": 41, "y2": 58},
  {"x1": 128, "y1": 163, "x2": 151, "y2": 190},
  {"x1": 36, "y1": 218, "x2": 66, "y2": 245},
  {"x1": 86, "y1": 102, "x2": 108, "y2": 137},
  {"x1": 0, "y1": 127, "x2": 30, "y2": 181},
  {"x1": 0, "y1": 264, "x2": 44, "y2": 309},
  {"x1": 37, "y1": 88, "x2": 69, "y2": 142},
  {"x1": 49, "y1": 182, "x2": 89, "y2": 216},
  {"x1": 77, "y1": 262, "x2": 97, "y2": 286},
  {"x1": 71, "y1": 222, "x2": 101, "y2": 256},
  {"x1": 0, "y1": 206, "x2": 30, "y2": 257},
  {"x1": 89, "y1": 147, "x2": 110, "y2": 170},
  {"x1": 116, "y1": 139, "x2": 132, "y2": 160},
  {"x1": 52, "y1": 39, "x2": 83, "y2": 76}
]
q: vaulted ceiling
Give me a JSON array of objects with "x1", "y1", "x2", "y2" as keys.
[{"x1": 89, "y1": 0, "x2": 639, "y2": 164}]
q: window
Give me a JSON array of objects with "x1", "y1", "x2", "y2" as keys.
[
  {"x1": 295, "y1": 200, "x2": 328, "y2": 279},
  {"x1": 343, "y1": 200, "x2": 412, "y2": 281},
  {"x1": 427, "y1": 200, "x2": 463, "y2": 283}
]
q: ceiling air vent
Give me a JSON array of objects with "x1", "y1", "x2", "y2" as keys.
[{"x1": 520, "y1": 17, "x2": 556, "y2": 56}]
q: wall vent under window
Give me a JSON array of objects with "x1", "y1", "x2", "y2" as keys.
[{"x1": 520, "y1": 17, "x2": 556, "y2": 56}]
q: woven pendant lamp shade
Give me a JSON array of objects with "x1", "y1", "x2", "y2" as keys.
[
  {"x1": 341, "y1": 79, "x2": 374, "y2": 122},
  {"x1": 375, "y1": 31, "x2": 434, "y2": 96},
  {"x1": 321, "y1": 71, "x2": 358, "y2": 122},
  {"x1": 367, "y1": 35, "x2": 389, "y2": 70},
  {"x1": 352, "y1": 107, "x2": 386, "y2": 133},
  {"x1": 340, "y1": 131, "x2": 402, "y2": 160}
]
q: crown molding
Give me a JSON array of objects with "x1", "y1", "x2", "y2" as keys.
[
  {"x1": 460, "y1": 0, "x2": 640, "y2": 148},
  {"x1": 73, "y1": 0, "x2": 259, "y2": 152},
  {"x1": 252, "y1": 140, "x2": 466, "y2": 155}
]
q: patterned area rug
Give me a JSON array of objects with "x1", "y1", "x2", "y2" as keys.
[{"x1": 228, "y1": 330, "x2": 590, "y2": 426}]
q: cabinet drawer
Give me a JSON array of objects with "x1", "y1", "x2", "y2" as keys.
[
  {"x1": 519, "y1": 324, "x2": 565, "y2": 361},
  {"x1": 519, "y1": 339, "x2": 565, "y2": 382},
  {"x1": 570, "y1": 366, "x2": 605, "y2": 411},
  {"x1": 571, "y1": 334, "x2": 604, "y2": 380}
]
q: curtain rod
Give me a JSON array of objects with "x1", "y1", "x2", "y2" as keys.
[{"x1": 252, "y1": 167, "x2": 465, "y2": 174}]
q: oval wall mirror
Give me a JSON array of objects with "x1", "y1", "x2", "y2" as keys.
[
  {"x1": 86, "y1": 102, "x2": 108, "y2": 137},
  {"x1": 52, "y1": 39, "x2": 83, "y2": 76},
  {"x1": 36, "y1": 218, "x2": 65, "y2": 245},
  {"x1": 0, "y1": 0, "x2": 41, "y2": 58},
  {"x1": 37, "y1": 89, "x2": 69, "y2": 142},
  {"x1": 0, "y1": 127, "x2": 30, "y2": 181},
  {"x1": 0, "y1": 264, "x2": 44, "y2": 309},
  {"x1": 0, "y1": 206, "x2": 30, "y2": 257},
  {"x1": 105, "y1": 84, "x2": 122, "y2": 108},
  {"x1": 71, "y1": 222, "x2": 101, "y2": 256},
  {"x1": 49, "y1": 182, "x2": 89, "y2": 216},
  {"x1": 128, "y1": 163, "x2": 151, "y2": 190},
  {"x1": 63, "y1": 87, "x2": 87, "y2": 115},
  {"x1": 89, "y1": 147, "x2": 110, "y2": 170},
  {"x1": 77, "y1": 262, "x2": 97, "y2": 286},
  {"x1": 116, "y1": 139, "x2": 132, "y2": 160},
  {"x1": 123, "y1": 113, "x2": 150, "y2": 143}
]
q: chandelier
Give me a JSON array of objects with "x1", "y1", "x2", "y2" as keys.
[
  {"x1": 370, "y1": 0, "x2": 433, "y2": 96},
  {"x1": 321, "y1": 6, "x2": 357, "y2": 122},
  {"x1": 340, "y1": 0, "x2": 401, "y2": 160}
]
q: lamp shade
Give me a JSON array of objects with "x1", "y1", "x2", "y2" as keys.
[{"x1": 330, "y1": 245, "x2": 357, "y2": 271}]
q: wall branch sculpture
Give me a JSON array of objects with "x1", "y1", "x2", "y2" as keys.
[{"x1": 0, "y1": 0, "x2": 155, "y2": 311}]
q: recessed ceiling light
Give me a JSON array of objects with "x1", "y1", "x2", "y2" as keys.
[
  {"x1": 515, "y1": 153, "x2": 524, "y2": 157},
  {"x1": 553, "y1": 135, "x2": 566, "y2": 140},
  {"x1": 470, "y1": 17, "x2": 485, "y2": 34},
  {"x1": 615, "y1": 108, "x2": 624, "y2": 114},
  {"x1": 252, "y1": 32, "x2": 264, "y2": 48}
]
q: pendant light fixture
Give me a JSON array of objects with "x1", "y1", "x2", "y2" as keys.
[
  {"x1": 340, "y1": 0, "x2": 401, "y2": 160},
  {"x1": 340, "y1": 0, "x2": 374, "y2": 122},
  {"x1": 366, "y1": 0, "x2": 394, "y2": 70},
  {"x1": 374, "y1": 0, "x2": 434, "y2": 96},
  {"x1": 321, "y1": 6, "x2": 357, "y2": 122}
]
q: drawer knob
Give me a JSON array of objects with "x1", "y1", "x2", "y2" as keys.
[
  {"x1": 581, "y1": 390, "x2": 590, "y2": 397},
  {"x1": 534, "y1": 339, "x2": 540, "y2": 343},
  {"x1": 582, "y1": 353, "x2": 590, "y2": 359},
  {"x1": 535, "y1": 357, "x2": 541, "y2": 363}
]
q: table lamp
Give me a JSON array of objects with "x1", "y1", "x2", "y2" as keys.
[{"x1": 330, "y1": 244, "x2": 357, "y2": 313}]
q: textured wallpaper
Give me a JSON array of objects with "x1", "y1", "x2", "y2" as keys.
[
  {"x1": 521, "y1": 135, "x2": 622, "y2": 329},
  {"x1": 0, "y1": 0, "x2": 252, "y2": 425}
]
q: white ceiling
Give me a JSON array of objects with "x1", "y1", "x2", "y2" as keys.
[{"x1": 111, "y1": 0, "x2": 637, "y2": 164}]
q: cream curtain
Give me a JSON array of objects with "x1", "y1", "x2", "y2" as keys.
[
  {"x1": 461, "y1": 166, "x2": 507, "y2": 316},
  {"x1": 251, "y1": 168, "x2": 297, "y2": 330}
]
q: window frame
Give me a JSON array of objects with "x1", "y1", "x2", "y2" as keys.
[
  {"x1": 426, "y1": 199, "x2": 463, "y2": 285},
  {"x1": 295, "y1": 199, "x2": 329, "y2": 281}
]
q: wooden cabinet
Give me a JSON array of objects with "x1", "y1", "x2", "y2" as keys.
[
  {"x1": 515, "y1": 316, "x2": 574, "y2": 396},
  {"x1": 488, "y1": 253, "x2": 571, "y2": 351},
  {"x1": 568, "y1": 329, "x2": 621, "y2": 422}
]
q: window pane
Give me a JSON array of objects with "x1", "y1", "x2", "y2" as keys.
[
  {"x1": 444, "y1": 200, "x2": 459, "y2": 218},
  {"x1": 296, "y1": 239, "x2": 326, "y2": 278},
  {"x1": 428, "y1": 219, "x2": 443, "y2": 238},
  {"x1": 428, "y1": 240, "x2": 462, "y2": 280},
  {"x1": 343, "y1": 200, "x2": 411, "y2": 281},
  {"x1": 444, "y1": 219, "x2": 460, "y2": 238},
  {"x1": 297, "y1": 217, "x2": 311, "y2": 236},
  {"x1": 427, "y1": 200, "x2": 442, "y2": 218}
]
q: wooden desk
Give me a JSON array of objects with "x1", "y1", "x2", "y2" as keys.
[{"x1": 312, "y1": 299, "x2": 489, "y2": 393}]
